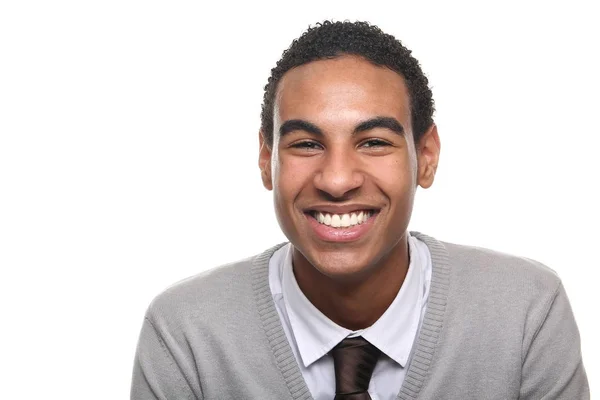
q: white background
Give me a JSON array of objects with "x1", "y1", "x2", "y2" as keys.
[{"x1": 1, "y1": 0, "x2": 598, "y2": 398}]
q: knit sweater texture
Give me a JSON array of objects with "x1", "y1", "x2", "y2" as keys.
[{"x1": 131, "y1": 232, "x2": 589, "y2": 399}]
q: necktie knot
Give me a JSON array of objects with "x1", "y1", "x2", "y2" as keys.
[{"x1": 331, "y1": 336, "x2": 381, "y2": 399}]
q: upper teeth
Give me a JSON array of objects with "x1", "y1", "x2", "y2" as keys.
[{"x1": 314, "y1": 211, "x2": 372, "y2": 228}]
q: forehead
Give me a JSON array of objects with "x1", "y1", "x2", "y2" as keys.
[{"x1": 275, "y1": 55, "x2": 411, "y2": 131}]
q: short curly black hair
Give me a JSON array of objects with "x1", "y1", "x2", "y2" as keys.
[{"x1": 260, "y1": 20, "x2": 435, "y2": 146}]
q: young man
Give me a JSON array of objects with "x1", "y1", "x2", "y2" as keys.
[{"x1": 131, "y1": 21, "x2": 589, "y2": 399}]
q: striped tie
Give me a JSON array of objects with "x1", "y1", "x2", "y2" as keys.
[{"x1": 330, "y1": 336, "x2": 382, "y2": 400}]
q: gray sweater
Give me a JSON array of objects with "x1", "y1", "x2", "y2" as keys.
[{"x1": 131, "y1": 232, "x2": 589, "y2": 399}]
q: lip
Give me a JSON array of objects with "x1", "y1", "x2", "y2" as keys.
[
  {"x1": 304, "y1": 204, "x2": 381, "y2": 215},
  {"x1": 304, "y1": 209, "x2": 378, "y2": 243}
]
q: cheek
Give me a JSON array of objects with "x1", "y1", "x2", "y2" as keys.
[
  {"x1": 371, "y1": 158, "x2": 417, "y2": 224},
  {"x1": 396, "y1": 161, "x2": 417, "y2": 194},
  {"x1": 372, "y1": 156, "x2": 416, "y2": 191},
  {"x1": 273, "y1": 157, "x2": 312, "y2": 195},
  {"x1": 272, "y1": 158, "x2": 313, "y2": 240}
]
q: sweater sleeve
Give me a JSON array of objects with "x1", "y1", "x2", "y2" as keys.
[
  {"x1": 131, "y1": 317, "x2": 200, "y2": 400},
  {"x1": 519, "y1": 282, "x2": 589, "y2": 399}
]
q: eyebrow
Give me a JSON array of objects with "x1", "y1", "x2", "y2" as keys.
[
  {"x1": 354, "y1": 116, "x2": 405, "y2": 136},
  {"x1": 279, "y1": 119, "x2": 323, "y2": 137},
  {"x1": 278, "y1": 116, "x2": 405, "y2": 138}
]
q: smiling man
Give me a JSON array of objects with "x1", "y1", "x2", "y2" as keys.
[{"x1": 131, "y1": 21, "x2": 589, "y2": 400}]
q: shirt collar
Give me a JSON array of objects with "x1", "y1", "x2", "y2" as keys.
[{"x1": 282, "y1": 235, "x2": 425, "y2": 368}]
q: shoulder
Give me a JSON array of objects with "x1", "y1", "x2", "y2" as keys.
[
  {"x1": 143, "y1": 243, "x2": 284, "y2": 333},
  {"x1": 414, "y1": 232, "x2": 561, "y2": 309},
  {"x1": 417, "y1": 233, "x2": 568, "y2": 358},
  {"x1": 410, "y1": 238, "x2": 588, "y2": 397},
  {"x1": 442, "y1": 239, "x2": 560, "y2": 294},
  {"x1": 150, "y1": 257, "x2": 252, "y2": 316}
]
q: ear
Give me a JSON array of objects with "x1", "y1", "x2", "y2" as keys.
[
  {"x1": 417, "y1": 124, "x2": 441, "y2": 189},
  {"x1": 258, "y1": 131, "x2": 273, "y2": 191}
]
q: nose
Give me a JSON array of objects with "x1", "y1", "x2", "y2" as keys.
[{"x1": 313, "y1": 147, "x2": 364, "y2": 199}]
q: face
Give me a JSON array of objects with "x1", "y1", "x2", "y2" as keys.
[{"x1": 259, "y1": 55, "x2": 439, "y2": 280}]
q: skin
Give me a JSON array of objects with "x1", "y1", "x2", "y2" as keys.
[{"x1": 259, "y1": 55, "x2": 440, "y2": 330}]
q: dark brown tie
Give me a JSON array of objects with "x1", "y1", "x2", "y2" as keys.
[{"x1": 330, "y1": 336, "x2": 382, "y2": 400}]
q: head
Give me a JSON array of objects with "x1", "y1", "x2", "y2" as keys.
[{"x1": 258, "y1": 21, "x2": 440, "y2": 281}]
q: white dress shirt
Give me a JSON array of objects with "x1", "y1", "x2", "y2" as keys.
[{"x1": 269, "y1": 234, "x2": 432, "y2": 400}]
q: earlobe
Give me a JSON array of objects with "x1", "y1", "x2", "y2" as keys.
[
  {"x1": 261, "y1": 168, "x2": 273, "y2": 191},
  {"x1": 417, "y1": 124, "x2": 441, "y2": 189},
  {"x1": 258, "y1": 131, "x2": 273, "y2": 191}
]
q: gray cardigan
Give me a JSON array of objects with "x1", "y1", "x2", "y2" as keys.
[{"x1": 131, "y1": 232, "x2": 589, "y2": 399}]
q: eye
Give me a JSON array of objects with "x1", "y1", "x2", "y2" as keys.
[
  {"x1": 360, "y1": 139, "x2": 391, "y2": 148},
  {"x1": 290, "y1": 141, "x2": 323, "y2": 150}
]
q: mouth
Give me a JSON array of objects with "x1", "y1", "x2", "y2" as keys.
[
  {"x1": 303, "y1": 208, "x2": 380, "y2": 243},
  {"x1": 306, "y1": 209, "x2": 378, "y2": 228}
]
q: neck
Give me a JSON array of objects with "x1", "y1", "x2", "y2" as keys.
[{"x1": 292, "y1": 235, "x2": 410, "y2": 331}]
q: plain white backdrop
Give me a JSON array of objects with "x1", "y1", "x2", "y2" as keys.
[{"x1": 1, "y1": 0, "x2": 598, "y2": 398}]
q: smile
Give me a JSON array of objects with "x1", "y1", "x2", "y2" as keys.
[
  {"x1": 310, "y1": 210, "x2": 374, "y2": 228},
  {"x1": 304, "y1": 208, "x2": 379, "y2": 243}
]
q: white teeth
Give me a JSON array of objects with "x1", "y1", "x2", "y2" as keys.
[
  {"x1": 313, "y1": 210, "x2": 372, "y2": 228},
  {"x1": 340, "y1": 214, "x2": 350, "y2": 227},
  {"x1": 331, "y1": 214, "x2": 341, "y2": 227}
]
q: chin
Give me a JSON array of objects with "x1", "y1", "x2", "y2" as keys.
[{"x1": 304, "y1": 246, "x2": 380, "y2": 279}]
